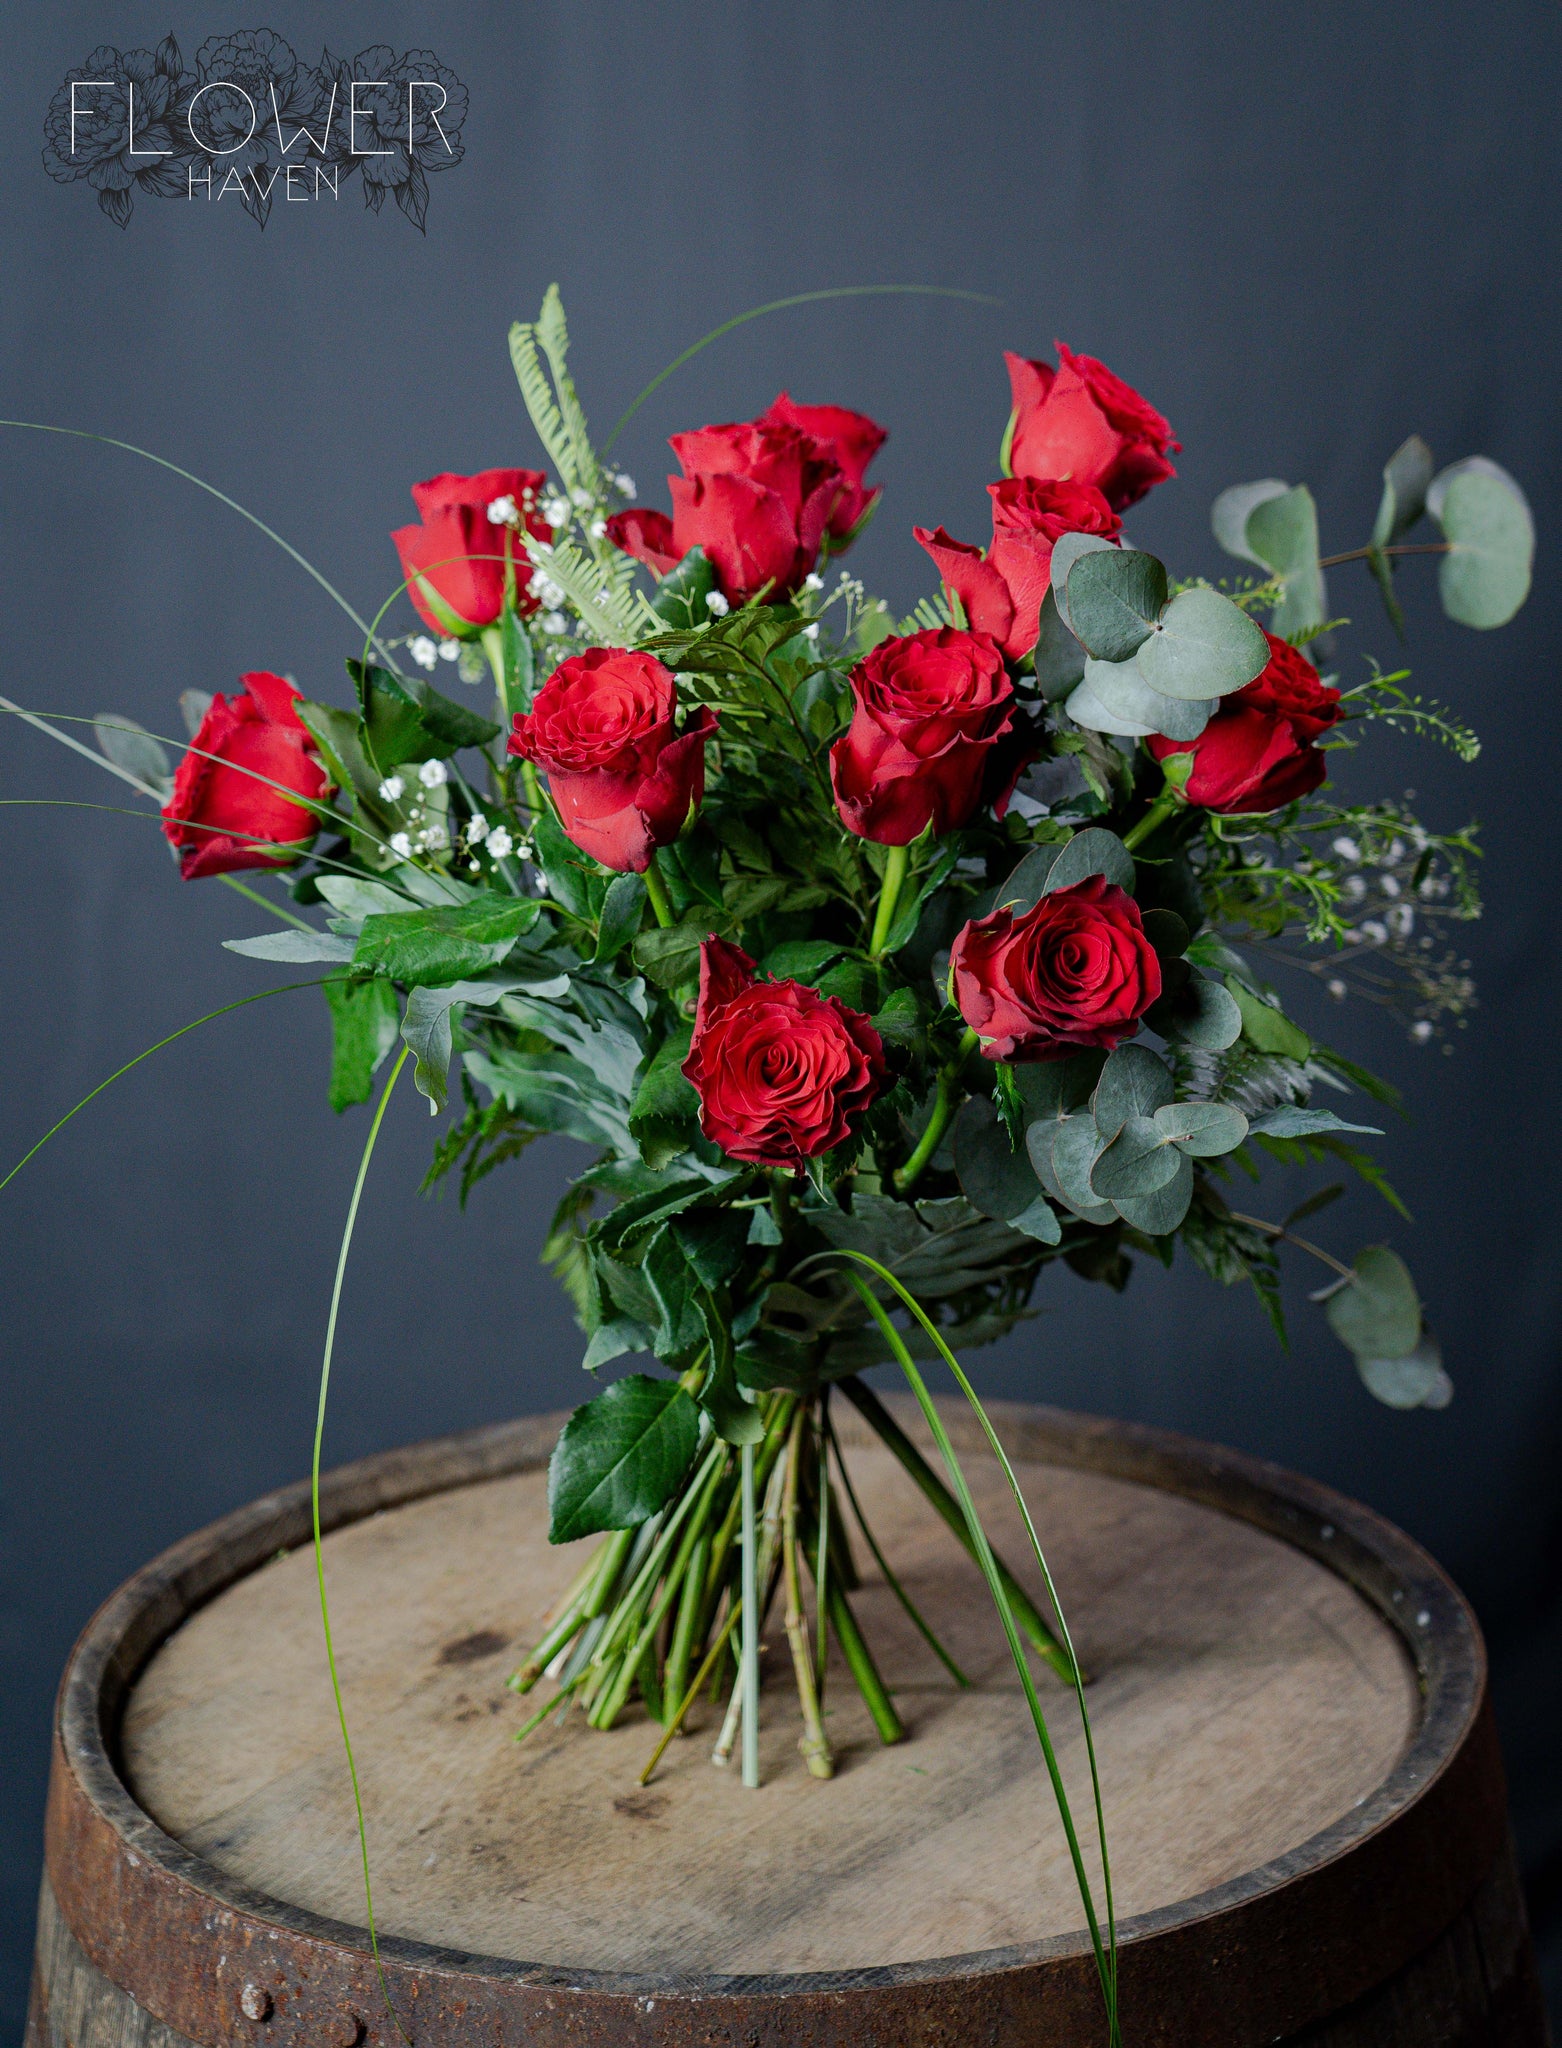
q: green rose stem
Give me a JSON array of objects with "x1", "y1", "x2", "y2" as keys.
[
  {"x1": 480, "y1": 622, "x2": 547, "y2": 822},
  {"x1": 893, "y1": 1027, "x2": 980, "y2": 1194},
  {"x1": 839, "y1": 1377, "x2": 1075, "y2": 1684},
  {"x1": 643, "y1": 851, "x2": 676, "y2": 929},
  {"x1": 740, "y1": 1438, "x2": 760, "y2": 1786},
  {"x1": 868, "y1": 841, "x2": 910, "y2": 958},
  {"x1": 781, "y1": 1406, "x2": 834, "y2": 1778},
  {"x1": 1122, "y1": 760, "x2": 1192, "y2": 852}
]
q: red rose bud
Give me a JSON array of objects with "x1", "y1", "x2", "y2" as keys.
[
  {"x1": 915, "y1": 478, "x2": 1121, "y2": 661},
  {"x1": 610, "y1": 417, "x2": 842, "y2": 604},
  {"x1": 1147, "y1": 632, "x2": 1342, "y2": 814},
  {"x1": 952, "y1": 875, "x2": 1162, "y2": 1062},
  {"x1": 682, "y1": 937, "x2": 885, "y2": 1167},
  {"x1": 508, "y1": 648, "x2": 716, "y2": 873},
  {"x1": 759, "y1": 393, "x2": 887, "y2": 542},
  {"x1": 830, "y1": 627, "x2": 1015, "y2": 845},
  {"x1": 162, "y1": 671, "x2": 330, "y2": 881},
  {"x1": 1004, "y1": 343, "x2": 1179, "y2": 512},
  {"x1": 391, "y1": 467, "x2": 552, "y2": 638}
]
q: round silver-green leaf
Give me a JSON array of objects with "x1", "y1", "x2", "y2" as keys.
[
  {"x1": 1153, "y1": 1099, "x2": 1249, "y2": 1157},
  {"x1": 1428, "y1": 458, "x2": 1534, "y2": 629},
  {"x1": 1133, "y1": 586, "x2": 1270, "y2": 702},
  {"x1": 1325, "y1": 1246, "x2": 1421, "y2": 1362},
  {"x1": 1090, "y1": 1114, "x2": 1179, "y2": 1199},
  {"x1": 1064, "y1": 548, "x2": 1168, "y2": 663}
]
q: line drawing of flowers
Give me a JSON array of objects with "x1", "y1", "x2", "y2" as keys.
[
  {"x1": 314, "y1": 45, "x2": 468, "y2": 233},
  {"x1": 42, "y1": 33, "x2": 194, "y2": 227},
  {"x1": 42, "y1": 31, "x2": 469, "y2": 231}
]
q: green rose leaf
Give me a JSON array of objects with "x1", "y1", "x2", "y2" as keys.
[
  {"x1": 532, "y1": 806, "x2": 599, "y2": 919},
  {"x1": 594, "y1": 872, "x2": 647, "y2": 964},
  {"x1": 499, "y1": 605, "x2": 535, "y2": 716},
  {"x1": 323, "y1": 975, "x2": 400, "y2": 1113},
  {"x1": 628, "y1": 1026, "x2": 700, "y2": 1170},
  {"x1": 1090, "y1": 1114, "x2": 1180, "y2": 1200},
  {"x1": 1428, "y1": 458, "x2": 1534, "y2": 629},
  {"x1": 1325, "y1": 1245, "x2": 1422, "y2": 1362},
  {"x1": 1111, "y1": 1146, "x2": 1194, "y2": 1235},
  {"x1": 1226, "y1": 977, "x2": 1311, "y2": 1061},
  {"x1": 1372, "y1": 436, "x2": 1435, "y2": 547},
  {"x1": 1133, "y1": 586, "x2": 1271, "y2": 703},
  {"x1": 1244, "y1": 484, "x2": 1327, "y2": 640},
  {"x1": 1357, "y1": 1326, "x2": 1453, "y2": 1410},
  {"x1": 1092, "y1": 1043, "x2": 1175, "y2": 1139},
  {"x1": 1064, "y1": 548, "x2": 1169, "y2": 663},
  {"x1": 1153, "y1": 1099, "x2": 1249, "y2": 1157},
  {"x1": 354, "y1": 893, "x2": 544, "y2": 986},
  {"x1": 582, "y1": 1318, "x2": 653, "y2": 1372},
  {"x1": 651, "y1": 547, "x2": 717, "y2": 628},
  {"x1": 632, "y1": 918, "x2": 730, "y2": 989},
  {"x1": 1249, "y1": 1106, "x2": 1384, "y2": 1139},
  {"x1": 547, "y1": 1374, "x2": 702, "y2": 1542},
  {"x1": 1211, "y1": 478, "x2": 1289, "y2": 565},
  {"x1": 955, "y1": 1095, "x2": 1046, "y2": 1222}
]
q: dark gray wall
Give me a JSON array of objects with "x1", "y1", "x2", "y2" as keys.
[{"x1": 2, "y1": 1, "x2": 1558, "y2": 2035}]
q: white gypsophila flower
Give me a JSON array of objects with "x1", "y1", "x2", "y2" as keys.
[
  {"x1": 420, "y1": 822, "x2": 449, "y2": 852},
  {"x1": 468, "y1": 860, "x2": 482, "y2": 875},
  {"x1": 1379, "y1": 874, "x2": 1402, "y2": 898},
  {"x1": 803, "y1": 572, "x2": 824, "y2": 592},
  {"x1": 418, "y1": 759, "x2": 448, "y2": 789},
  {"x1": 542, "y1": 611, "x2": 568, "y2": 636},
  {"x1": 1344, "y1": 875, "x2": 1368, "y2": 901},
  {"x1": 1387, "y1": 903, "x2": 1415, "y2": 937},
  {"x1": 569, "y1": 485, "x2": 592, "y2": 509},
  {"x1": 389, "y1": 831, "x2": 413, "y2": 858},
  {"x1": 613, "y1": 472, "x2": 636, "y2": 495},
  {"x1": 1411, "y1": 1020, "x2": 1434, "y2": 1043},
  {"x1": 438, "y1": 638, "x2": 460, "y2": 662},
  {"x1": 706, "y1": 591, "x2": 730, "y2": 616},
  {"x1": 465, "y1": 813, "x2": 490, "y2": 843},
  {"x1": 589, "y1": 518, "x2": 607, "y2": 539},
  {"x1": 1387, "y1": 838, "x2": 1405, "y2": 863},
  {"x1": 1343, "y1": 927, "x2": 1365, "y2": 945},
  {"x1": 1360, "y1": 919, "x2": 1389, "y2": 945},
  {"x1": 378, "y1": 775, "x2": 406, "y2": 802},
  {"x1": 486, "y1": 495, "x2": 520, "y2": 526},
  {"x1": 488, "y1": 827, "x2": 514, "y2": 859},
  {"x1": 409, "y1": 635, "x2": 439, "y2": 671},
  {"x1": 1331, "y1": 836, "x2": 1361, "y2": 863},
  {"x1": 802, "y1": 622, "x2": 821, "y2": 642},
  {"x1": 535, "y1": 575, "x2": 566, "y2": 609},
  {"x1": 542, "y1": 495, "x2": 570, "y2": 529},
  {"x1": 1327, "y1": 978, "x2": 1348, "y2": 1000}
]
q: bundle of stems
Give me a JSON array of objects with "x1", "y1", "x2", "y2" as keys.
[{"x1": 507, "y1": 1376, "x2": 1076, "y2": 1785}]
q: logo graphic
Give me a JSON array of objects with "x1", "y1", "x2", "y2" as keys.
[{"x1": 43, "y1": 30, "x2": 468, "y2": 229}]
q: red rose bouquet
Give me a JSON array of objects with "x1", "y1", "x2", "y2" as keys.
[{"x1": 7, "y1": 288, "x2": 1532, "y2": 2035}]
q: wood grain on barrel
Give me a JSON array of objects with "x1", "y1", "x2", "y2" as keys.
[{"x1": 121, "y1": 1415, "x2": 1416, "y2": 1977}]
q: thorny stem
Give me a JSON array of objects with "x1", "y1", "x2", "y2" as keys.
[
  {"x1": 782, "y1": 1407, "x2": 834, "y2": 1778},
  {"x1": 894, "y1": 1028, "x2": 979, "y2": 1193},
  {"x1": 1228, "y1": 1211, "x2": 1356, "y2": 1280},
  {"x1": 868, "y1": 842, "x2": 910, "y2": 958}
]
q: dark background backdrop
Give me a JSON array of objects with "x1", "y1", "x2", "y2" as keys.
[{"x1": 2, "y1": 2, "x2": 1558, "y2": 2036}]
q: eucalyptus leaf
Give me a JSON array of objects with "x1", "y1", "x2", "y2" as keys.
[
  {"x1": 1133, "y1": 586, "x2": 1271, "y2": 702},
  {"x1": 1064, "y1": 548, "x2": 1168, "y2": 662},
  {"x1": 1325, "y1": 1245, "x2": 1421, "y2": 1361},
  {"x1": 955, "y1": 1095, "x2": 1046, "y2": 1221},
  {"x1": 1090, "y1": 1114, "x2": 1179, "y2": 1199},
  {"x1": 1372, "y1": 436, "x2": 1435, "y2": 547},
  {"x1": 1043, "y1": 826, "x2": 1136, "y2": 895},
  {"x1": 1211, "y1": 478, "x2": 1290, "y2": 565},
  {"x1": 224, "y1": 930, "x2": 357, "y2": 964},
  {"x1": 1111, "y1": 1146, "x2": 1194, "y2": 1234},
  {"x1": 1245, "y1": 485, "x2": 1327, "y2": 639},
  {"x1": 1050, "y1": 531, "x2": 1117, "y2": 630},
  {"x1": 1092, "y1": 1043, "x2": 1175, "y2": 1137},
  {"x1": 1047, "y1": 1114, "x2": 1116, "y2": 1220},
  {"x1": 94, "y1": 713, "x2": 172, "y2": 795},
  {"x1": 991, "y1": 842, "x2": 1064, "y2": 915},
  {"x1": 1427, "y1": 458, "x2": 1534, "y2": 629},
  {"x1": 1249, "y1": 1106, "x2": 1384, "y2": 1139},
  {"x1": 1140, "y1": 909, "x2": 1190, "y2": 959},
  {"x1": 1357, "y1": 1327, "x2": 1452, "y2": 1410},
  {"x1": 1062, "y1": 673, "x2": 1154, "y2": 739},
  {"x1": 1068, "y1": 660, "x2": 1215, "y2": 743},
  {"x1": 1146, "y1": 974, "x2": 1244, "y2": 1051},
  {"x1": 1032, "y1": 588, "x2": 1087, "y2": 701},
  {"x1": 1012, "y1": 1050, "x2": 1105, "y2": 1121},
  {"x1": 547, "y1": 1375, "x2": 701, "y2": 1542},
  {"x1": 1153, "y1": 1099, "x2": 1249, "y2": 1156},
  {"x1": 1010, "y1": 1193, "x2": 1062, "y2": 1244}
]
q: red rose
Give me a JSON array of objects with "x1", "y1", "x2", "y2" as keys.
[
  {"x1": 1004, "y1": 343, "x2": 1179, "y2": 511},
  {"x1": 915, "y1": 478, "x2": 1121, "y2": 660},
  {"x1": 952, "y1": 875, "x2": 1163, "y2": 1062},
  {"x1": 830, "y1": 628, "x2": 1016, "y2": 846},
  {"x1": 682, "y1": 938, "x2": 885, "y2": 1167},
  {"x1": 392, "y1": 468, "x2": 552, "y2": 638},
  {"x1": 759, "y1": 393, "x2": 886, "y2": 542},
  {"x1": 162, "y1": 671, "x2": 330, "y2": 881},
  {"x1": 1147, "y1": 632, "x2": 1341, "y2": 813},
  {"x1": 508, "y1": 648, "x2": 716, "y2": 873},
  {"x1": 609, "y1": 417, "x2": 842, "y2": 604}
]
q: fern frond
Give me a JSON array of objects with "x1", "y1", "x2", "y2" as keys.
[
  {"x1": 509, "y1": 317, "x2": 576, "y2": 487},
  {"x1": 536, "y1": 285, "x2": 603, "y2": 502},
  {"x1": 522, "y1": 532, "x2": 653, "y2": 646}
]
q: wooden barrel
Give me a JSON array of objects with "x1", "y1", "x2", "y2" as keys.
[{"x1": 27, "y1": 1400, "x2": 1548, "y2": 2048}]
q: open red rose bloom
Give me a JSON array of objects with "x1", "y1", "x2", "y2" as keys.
[
  {"x1": 1148, "y1": 632, "x2": 1342, "y2": 812},
  {"x1": 161, "y1": 670, "x2": 329, "y2": 880},
  {"x1": 392, "y1": 467, "x2": 553, "y2": 637},
  {"x1": 952, "y1": 877, "x2": 1163, "y2": 1061},
  {"x1": 682, "y1": 938, "x2": 885, "y2": 1167},
  {"x1": 509, "y1": 648, "x2": 716, "y2": 873}
]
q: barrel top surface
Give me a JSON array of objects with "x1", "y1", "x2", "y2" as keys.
[{"x1": 120, "y1": 1407, "x2": 1416, "y2": 1978}]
